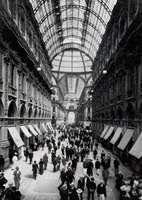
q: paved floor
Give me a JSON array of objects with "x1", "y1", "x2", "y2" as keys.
[{"x1": 4, "y1": 134, "x2": 134, "y2": 200}]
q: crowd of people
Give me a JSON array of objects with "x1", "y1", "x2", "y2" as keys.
[{"x1": 0, "y1": 126, "x2": 142, "y2": 200}]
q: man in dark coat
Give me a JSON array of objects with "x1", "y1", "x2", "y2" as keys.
[
  {"x1": 93, "y1": 149, "x2": 98, "y2": 160},
  {"x1": 24, "y1": 148, "x2": 29, "y2": 162},
  {"x1": 32, "y1": 161, "x2": 38, "y2": 180},
  {"x1": 39, "y1": 158, "x2": 44, "y2": 174},
  {"x1": 65, "y1": 168, "x2": 74, "y2": 185},
  {"x1": 69, "y1": 182, "x2": 79, "y2": 200},
  {"x1": 29, "y1": 150, "x2": 33, "y2": 164},
  {"x1": 97, "y1": 180, "x2": 107, "y2": 200},
  {"x1": 77, "y1": 177, "x2": 85, "y2": 200},
  {"x1": 87, "y1": 161, "x2": 94, "y2": 176},
  {"x1": 113, "y1": 158, "x2": 120, "y2": 176},
  {"x1": 95, "y1": 159, "x2": 101, "y2": 176},
  {"x1": 87, "y1": 177, "x2": 96, "y2": 200}
]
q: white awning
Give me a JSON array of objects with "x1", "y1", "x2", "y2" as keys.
[
  {"x1": 110, "y1": 127, "x2": 122, "y2": 145},
  {"x1": 28, "y1": 125, "x2": 38, "y2": 136},
  {"x1": 41, "y1": 123, "x2": 48, "y2": 133},
  {"x1": 129, "y1": 131, "x2": 142, "y2": 159},
  {"x1": 20, "y1": 126, "x2": 32, "y2": 138},
  {"x1": 118, "y1": 129, "x2": 134, "y2": 150},
  {"x1": 34, "y1": 124, "x2": 42, "y2": 135},
  {"x1": 8, "y1": 127, "x2": 24, "y2": 148},
  {"x1": 100, "y1": 125, "x2": 109, "y2": 138},
  {"x1": 46, "y1": 123, "x2": 52, "y2": 131},
  {"x1": 47, "y1": 123, "x2": 53, "y2": 132},
  {"x1": 104, "y1": 126, "x2": 114, "y2": 140}
]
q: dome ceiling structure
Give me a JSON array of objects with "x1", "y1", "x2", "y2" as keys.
[{"x1": 29, "y1": 0, "x2": 117, "y2": 99}]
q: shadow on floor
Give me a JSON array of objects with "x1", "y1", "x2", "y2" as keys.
[{"x1": 24, "y1": 174, "x2": 33, "y2": 179}]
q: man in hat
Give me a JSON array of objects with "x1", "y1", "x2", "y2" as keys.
[
  {"x1": 77, "y1": 176, "x2": 85, "y2": 200},
  {"x1": 58, "y1": 183, "x2": 68, "y2": 200},
  {"x1": 32, "y1": 161, "x2": 39, "y2": 180},
  {"x1": 13, "y1": 166, "x2": 21, "y2": 189},
  {"x1": 97, "y1": 180, "x2": 107, "y2": 200},
  {"x1": 87, "y1": 177, "x2": 96, "y2": 200},
  {"x1": 69, "y1": 182, "x2": 79, "y2": 200}
]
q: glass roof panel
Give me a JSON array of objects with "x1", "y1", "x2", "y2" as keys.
[{"x1": 30, "y1": 0, "x2": 117, "y2": 62}]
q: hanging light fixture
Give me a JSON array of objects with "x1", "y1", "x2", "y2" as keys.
[{"x1": 102, "y1": 69, "x2": 107, "y2": 74}]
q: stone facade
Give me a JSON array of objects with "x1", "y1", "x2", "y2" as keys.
[
  {"x1": 92, "y1": 0, "x2": 142, "y2": 172},
  {"x1": 0, "y1": 0, "x2": 52, "y2": 168}
]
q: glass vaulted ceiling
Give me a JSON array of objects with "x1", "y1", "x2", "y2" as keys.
[{"x1": 29, "y1": 0, "x2": 117, "y2": 74}]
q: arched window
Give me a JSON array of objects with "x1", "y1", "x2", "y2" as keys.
[
  {"x1": 20, "y1": 104, "x2": 26, "y2": 118},
  {"x1": 8, "y1": 101, "x2": 17, "y2": 117},
  {"x1": 28, "y1": 107, "x2": 33, "y2": 118}
]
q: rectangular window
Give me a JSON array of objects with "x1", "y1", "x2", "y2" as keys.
[{"x1": 10, "y1": 64, "x2": 15, "y2": 87}]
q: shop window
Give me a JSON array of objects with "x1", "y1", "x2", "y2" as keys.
[
  {"x1": 21, "y1": 74, "x2": 26, "y2": 93},
  {"x1": 10, "y1": 64, "x2": 16, "y2": 88}
]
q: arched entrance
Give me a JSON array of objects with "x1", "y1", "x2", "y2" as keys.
[{"x1": 68, "y1": 112, "x2": 75, "y2": 124}]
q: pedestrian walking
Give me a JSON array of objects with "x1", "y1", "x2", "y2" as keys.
[
  {"x1": 13, "y1": 167, "x2": 21, "y2": 189},
  {"x1": 59, "y1": 168, "x2": 66, "y2": 184},
  {"x1": 12, "y1": 153, "x2": 18, "y2": 170},
  {"x1": 106, "y1": 152, "x2": 111, "y2": 168},
  {"x1": 93, "y1": 149, "x2": 98, "y2": 160},
  {"x1": 77, "y1": 176, "x2": 85, "y2": 200},
  {"x1": 95, "y1": 158, "x2": 101, "y2": 176},
  {"x1": 0, "y1": 155, "x2": 5, "y2": 172},
  {"x1": 97, "y1": 180, "x2": 107, "y2": 200},
  {"x1": 39, "y1": 158, "x2": 44, "y2": 175},
  {"x1": 58, "y1": 183, "x2": 68, "y2": 200},
  {"x1": 102, "y1": 168, "x2": 109, "y2": 185},
  {"x1": 61, "y1": 144, "x2": 65, "y2": 156},
  {"x1": 43, "y1": 153, "x2": 48, "y2": 170},
  {"x1": 101, "y1": 150, "x2": 105, "y2": 163},
  {"x1": 24, "y1": 147, "x2": 29, "y2": 162},
  {"x1": 69, "y1": 182, "x2": 79, "y2": 200},
  {"x1": 32, "y1": 161, "x2": 38, "y2": 180},
  {"x1": 62, "y1": 156, "x2": 67, "y2": 170},
  {"x1": 113, "y1": 158, "x2": 120, "y2": 176},
  {"x1": 53, "y1": 156, "x2": 57, "y2": 172},
  {"x1": 87, "y1": 177, "x2": 96, "y2": 200},
  {"x1": 95, "y1": 140, "x2": 98, "y2": 150},
  {"x1": 29, "y1": 150, "x2": 33, "y2": 164},
  {"x1": 56, "y1": 155, "x2": 61, "y2": 171}
]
